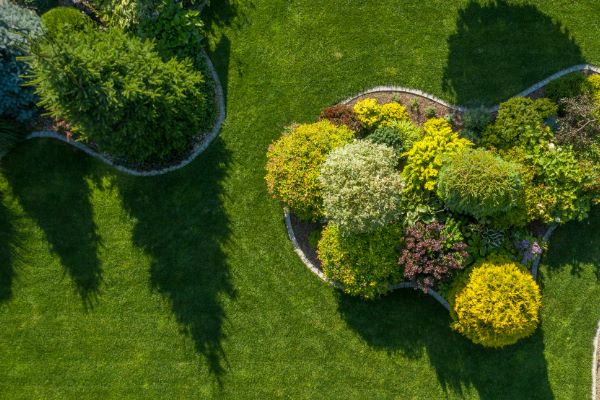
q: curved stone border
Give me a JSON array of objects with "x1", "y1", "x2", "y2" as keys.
[
  {"x1": 283, "y1": 210, "x2": 450, "y2": 310},
  {"x1": 341, "y1": 64, "x2": 600, "y2": 113},
  {"x1": 594, "y1": 321, "x2": 600, "y2": 400},
  {"x1": 26, "y1": 49, "x2": 225, "y2": 177}
]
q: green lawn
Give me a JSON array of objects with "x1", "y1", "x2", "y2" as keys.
[{"x1": 1, "y1": 0, "x2": 600, "y2": 398}]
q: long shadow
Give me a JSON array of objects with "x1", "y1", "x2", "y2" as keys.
[
  {"x1": 544, "y1": 206, "x2": 600, "y2": 280},
  {"x1": 442, "y1": 0, "x2": 585, "y2": 106},
  {"x1": 115, "y1": 138, "x2": 235, "y2": 382},
  {"x1": 0, "y1": 195, "x2": 18, "y2": 303},
  {"x1": 338, "y1": 290, "x2": 554, "y2": 399},
  {"x1": 3, "y1": 140, "x2": 102, "y2": 307}
]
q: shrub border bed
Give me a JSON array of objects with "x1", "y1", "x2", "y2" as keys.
[{"x1": 26, "y1": 49, "x2": 225, "y2": 176}]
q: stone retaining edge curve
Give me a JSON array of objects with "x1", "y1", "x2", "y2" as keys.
[
  {"x1": 341, "y1": 64, "x2": 600, "y2": 113},
  {"x1": 26, "y1": 49, "x2": 225, "y2": 177}
]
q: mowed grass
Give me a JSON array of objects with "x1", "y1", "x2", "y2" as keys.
[{"x1": 1, "y1": 0, "x2": 600, "y2": 398}]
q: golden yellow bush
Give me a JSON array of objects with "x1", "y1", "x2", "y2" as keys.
[
  {"x1": 353, "y1": 98, "x2": 409, "y2": 129},
  {"x1": 451, "y1": 257, "x2": 541, "y2": 348}
]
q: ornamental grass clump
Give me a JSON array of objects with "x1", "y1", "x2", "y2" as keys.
[
  {"x1": 317, "y1": 223, "x2": 403, "y2": 299},
  {"x1": 265, "y1": 121, "x2": 354, "y2": 220},
  {"x1": 319, "y1": 141, "x2": 404, "y2": 234},
  {"x1": 402, "y1": 118, "x2": 472, "y2": 193},
  {"x1": 438, "y1": 148, "x2": 525, "y2": 220},
  {"x1": 451, "y1": 257, "x2": 541, "y2": 348},
  {"x1": 399, "y1": 221, "x2": 467, "y2": 292}
]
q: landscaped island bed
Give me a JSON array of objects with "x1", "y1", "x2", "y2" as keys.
[{"x1": 268, "y1": 71, "x2": 600, "y2": 349}]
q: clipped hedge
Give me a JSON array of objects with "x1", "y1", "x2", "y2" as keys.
[
  {"x1": 451, "y1": 257, "x2": 541, "y2": 348},
  {"x1": 265, "y1": 121, "x2": 355, "y2": 221},
  {"x1": 317, "y1": 223, "x2": 403, "y2": 299}
]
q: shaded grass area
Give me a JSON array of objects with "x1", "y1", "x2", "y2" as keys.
[{"x1": 0, "y1": 0, "x2": 600, "y2": 398}]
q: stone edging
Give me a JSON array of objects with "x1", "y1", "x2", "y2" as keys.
[
  {"x1": 26, "y1": 49, "x2": 225, "y2": 177},
  {"x1": 594, "y1": 321, "x2": 600, "y2": 400},
  {"x1": 283, "y1": 210, "x2": 450, "y2": 310},
  {"x1": 341, "y1": 64, "x2": 600, "y2": 113}
]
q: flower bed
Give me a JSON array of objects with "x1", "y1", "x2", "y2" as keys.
[{"x1": 267, "y1": 71, "x2": 600, "y2": 348}]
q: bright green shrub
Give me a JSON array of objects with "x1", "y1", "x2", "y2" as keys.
[
  {"x1": 41, "y1": 7, "x2": 91, "y2": 36},
  {"x1": 28, "y1": 27, "x2": 208, "y2": 163},
  {"x1": 366, "y1": 120, "x2": 421, "y2": 156},
  {"x1": 138, "y1": 1, "x2": 204, "y2": 66},
  {"x1": 0, "y1": 3, "x2": 42, "y2": 122},
  {"x1": 353, "y1": 99, "x2": 409, "y2": 130},
  {"x1": 451, "y1": 256, "x2": 541, "y2": 348},
  {"x1": 588, "y1": 74, "x2": 600, "y2": 110},
  {"x1": 481, "y1": 97, "x2": 556, "y2": 150},
  {"x1": 265, "y1": 121, "x2": 354, "y2": 221},
  {"x1": 438, "y1": 148, "x2": 525, "y2": 220},
  {"x1": 317, "y1": 223, "x2": 403, "y2": 299},
  {"x1": 319, "y1": 141, "x2": 404, "y2": 234},
  {"x1": 524, "y1": 145, "x2": 590, "y2": 223},
  {"x1": 402, "y1": 118, "x2": 472, "y2": 193}
]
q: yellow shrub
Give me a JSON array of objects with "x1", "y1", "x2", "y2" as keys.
[
  {"x1": 451, "y1": 257, "x2": 541, "y2": 348},
  {"x1": 353, "y1": 98, "x2": 409, "y2": 129},
  {"x1": 402, "y1": 118, "x2": 472, "y2": 192}
]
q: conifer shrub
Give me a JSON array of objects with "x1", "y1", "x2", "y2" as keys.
[
  {"x1": 438, "y1": 148, "x2": 526, "y2": 219},
  {"x1": 41, "y1": 7, "x2": 90, "y2": 37},
  {"x1": 319, "y1": 141, "x2": 404, "y2": 234},
  {"x1": 366, "y1": 120, "x2": 422, "y2": 157},
  {"x1": 317, "y1": 223, "x2": 403, "y2": 299},
  {"x1": 27, "y1": 26, "x2": 209, "y2": 163},
  {"x1": 402, "y1": 118, "x2": 472, "y2": 193},
  {"x1": 0, "y1": 2, "x2": 42, "y2": 121},
  {"x1": 265, "y1": 121, "x2": 355, "y2": 220},
  {"x1": 451, "y1": 256, "x2": 541, "y2": 348}
]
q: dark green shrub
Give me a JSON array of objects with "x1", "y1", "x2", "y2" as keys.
[
  {"x1": 481, "y1": 97, "x2": 556, "y2": 150},
  {"x1": 462, "y1": 106, "x2": 491, "y2": 133},
  {"x1": 41, "y1": 7, "x2": 91, "y2": 36},
  {"x1": 12, "y1": 0, "x2": 58, "y2": 14},
  {"x1": 0, "y1": 3, "x2": 42, "y2": 122},
  {"x1": 438, "y1": 148, "x2": 525, "y2": 220},
  {"x1": 545, "y1": 72, "x2": 591, "y2": 103},
  {"x1": 317, "y1": 223, "x2": 403, "y2": 299},
  {"x1": 28, "y1": 27, "x2": 209, "y2": 163},
  {"x1": 0, "y1": 118, "x2": 27, "y2": 155}
]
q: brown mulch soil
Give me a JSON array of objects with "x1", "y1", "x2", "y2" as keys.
[
  {"x1": 289, "y1": 213, "x2": 324, "y2": 270},
  {"x1": 345, "y1": 91, "x2": 462, "y2": 127}
]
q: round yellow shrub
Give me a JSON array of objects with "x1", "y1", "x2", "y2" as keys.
[
  {"x1": 353, "y1": 98, "x2": 409, "y2": 129},
  {"x1": 451, "y1": 257, "x2": 541, "y2": 348}
]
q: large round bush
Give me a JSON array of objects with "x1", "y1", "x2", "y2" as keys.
[
  {"x1": 28, "y1": 26, "x2": 209, "y2": 163},
  {"x1": 451, "y1": 257, "x2": 541, "y2": 348},
  {"x1": 317, "y1": 223, "x2": 403, "y2": 299},
  {"x1": 265, "y1": 121, "x2": 354, "y2": 221},
  {"x1": 319, "y1": 141, "x2": 404, "y2": 234},
  {"x1": 0, "y1": 2, "x2": 42, "y2": 122},
  {"x1": 438, "y1": 148, "x2": 525, "y2": 219}
]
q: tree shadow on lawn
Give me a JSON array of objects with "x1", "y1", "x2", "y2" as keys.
[
  {"x1": 115, "y1": 138, "x2": 235, "y2": 383},
  {"x1": 2, "y1": 140, "x2": 103, "y2": 308},
  {"x1": 544, "y1": 206, "x2": 600, "y2": 281},
  {"x1": 442, "y1": 0, "x2": 585, "y2": 106},
  {"x1": 0, "y1": 193, "x2": 21, "y2": 303},
  {"x1": 338, "y1": 290, "x2": 554, "y2": 400}
]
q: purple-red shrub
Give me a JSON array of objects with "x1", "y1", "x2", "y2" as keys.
[
  {"x1": 399, "y1": 221, "x2": 468, "y2": 291},
  {"x1": 319, "y1": 105, "x2": 362, "y2": 133}
]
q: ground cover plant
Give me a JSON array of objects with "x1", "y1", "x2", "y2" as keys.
[{"x1": 1, "y1": 0, "x2": 600, "y2": 399}]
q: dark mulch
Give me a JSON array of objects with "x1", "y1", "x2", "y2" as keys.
[{"x1": 289, "y1": 213, "x2": 324, "y2": 270}]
